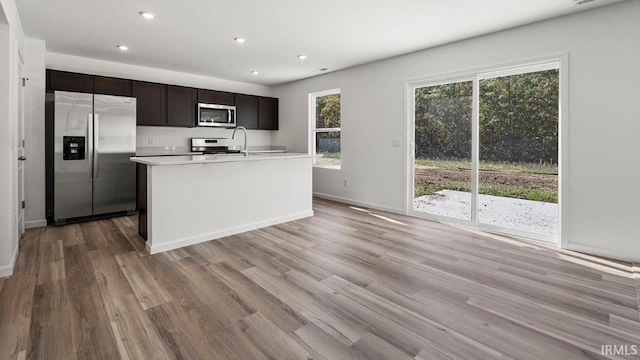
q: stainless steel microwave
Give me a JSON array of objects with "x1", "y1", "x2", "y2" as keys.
[{"x1": 197, "y1": 103, "x2": 236, "y2": 127}]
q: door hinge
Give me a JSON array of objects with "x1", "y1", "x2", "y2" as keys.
[
  {"x1": 21, "y1": 77, "x2": 28, "y2": 87},
  {"x1": 21, "y1": 200, "x2": 25, "y2": 209},
  {"x1": 21, "y1": 139, "x2": 25, "y2": 148}
]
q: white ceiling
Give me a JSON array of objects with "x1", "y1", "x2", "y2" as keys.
[{"x1": 17, "y1": 0, "x2": 625, "y2": 86}]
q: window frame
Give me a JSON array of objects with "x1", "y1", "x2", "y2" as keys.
[
  {"x1": 405, "y1": 54, "x2": 568, "y2": 247},
  {"x1": 309, "y1": 88, "x2": 341, "y2": 169}
]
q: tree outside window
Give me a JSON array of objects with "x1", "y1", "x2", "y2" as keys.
[{"x1": 311, "y1": 89, "x2": 341, "y2": 168}]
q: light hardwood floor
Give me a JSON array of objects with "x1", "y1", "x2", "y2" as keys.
[{"x1": 1, "y1": 198, "x2": 639, "y2": 359}]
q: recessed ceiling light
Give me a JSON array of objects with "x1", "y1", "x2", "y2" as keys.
[
  {"x1": 297, "y1": 55, "x2": 307, "y2": 60},
  {"x1": 251, "y1": 70, "x2": 259, "y2": 75},
  {"x1": 117, "y1": 45, "x2": 129, "y2": 51},
  {"x1": 234, "y1": 37, "x2": 246, "y2": 43},
  {"x1": 139, "y1": 11, "x2": 155, "y2": 19}
]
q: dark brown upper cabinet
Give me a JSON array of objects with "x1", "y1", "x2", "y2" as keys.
[
  {"x1": 258, "y1": 97, "x2": 278, "y2": 130},
  {"x1": 167, "y1": 85, "x2": 197, "y2": 127},
  {"x1": 94, "y1": 76, "x2": 132, "y2": 96},
  {"x1": 46, "y1": 69, "x2": 277, "y2": 129},
  {"x1": 132, "y1": 81, "x2": 167, "y2": 126},
  {"x1": 197, "y1": 89, "x2": 214, "y2": 103},
  {"x1": 47, "y1": 70, "x2": 94, "y2": 93},
  {"x1": 197, "y1": 89, "x2": 235, "y2": 106},
  {"x1": 235, "y1": 94, "x2": 258, "y2": 129},
  {"x1": 214, "y1": 91, "x2": 235, "y2": 106}
]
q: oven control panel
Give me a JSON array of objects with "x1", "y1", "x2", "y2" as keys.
[{"x1": 191, "y1": 137, "x2": 230, "y2": 153}]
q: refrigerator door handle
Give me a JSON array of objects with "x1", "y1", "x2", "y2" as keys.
[
  {"x1": 87, "y1": 114, "x2": 93, "y2": 178},
  {"x1": 93, "y1": 114, "x2": 99, "y2": 178}
]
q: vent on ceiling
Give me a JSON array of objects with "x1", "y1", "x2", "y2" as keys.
[{"x1": 574, "y1": 0, "x2": 597, "y2": 5}]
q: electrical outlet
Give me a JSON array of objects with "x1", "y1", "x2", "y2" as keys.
[
  {"x1": 148, "y1": 137, "x2": 155, "y2": 145},
  {"x1": 343, "y1": 179, "x2": 348, "y2": 187},
  {"x1": 392, "y1": 138, "x2": 401, "y2": 147}
]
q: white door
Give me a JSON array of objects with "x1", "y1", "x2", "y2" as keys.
[{"x1": 17, "y1": 59, "x2": 25, "y2": 235}]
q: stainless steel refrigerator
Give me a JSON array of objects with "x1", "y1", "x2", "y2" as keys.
[{"x1": 53, "y1": 91, "x2": 136, "y2": 225}]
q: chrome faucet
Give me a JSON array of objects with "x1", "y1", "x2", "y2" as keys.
[{"x1": 232, "y1": 126, "x2": 248, "y2": 156}]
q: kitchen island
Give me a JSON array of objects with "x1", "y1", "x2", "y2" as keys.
[{"x1": 131, "y1": 153, "x2": 313, "y2": 254}]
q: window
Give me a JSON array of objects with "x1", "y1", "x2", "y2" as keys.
[{"x1": 310, "y1": 89, "x2": 341, "y2": 168}]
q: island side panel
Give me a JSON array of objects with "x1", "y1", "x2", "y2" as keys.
[
  {"x1": 137, "y1": 163, "x2": 147, "y2": 240},
  {"x1": 146, "y1": 164, "x2": 154, "y2": 251},
  {"x1": 146, "y1": 157, "x2": 313, "y2": 254}
]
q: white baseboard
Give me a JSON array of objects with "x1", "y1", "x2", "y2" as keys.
[
  {"x1": 313, "y1": 192, "x2": 404, "y2": 215},
  {"x1": 147, "y1": 210, "x2": 314, "y2": 254},
  {"x1": 25, "y1": 219, "x2": 47, "y2": 229},
  {"x1": 0, "y1": 245, "x2": 19, "y2": 278},
  {"x1": 567, "y1": 243, "x2": 640, "y2": 263}
]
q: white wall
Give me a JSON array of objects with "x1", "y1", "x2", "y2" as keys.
[
  {"x1": 23, "y1": 38, "x2": 45, "y2": 228},
  {"x1": 272, "y1": 1, "x2": 640, "y2": 262},
  {"x1": 0, "y1": 0, "x2": 24, "y2": 277}
]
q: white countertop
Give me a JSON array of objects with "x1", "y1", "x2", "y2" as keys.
[
  {"x1": 135, "y1": 147, "x2": 199, "y2": 157},
  {"x1": 136, "y1": 146, "x2": 288, "y2": 157},
  {"x1": 131, "y1": 152, "x2": 312, "y2": 166}
]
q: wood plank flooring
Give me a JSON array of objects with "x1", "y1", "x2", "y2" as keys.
[{"x1": 1, "y1": 198, "x2": 639, "y2": 359}]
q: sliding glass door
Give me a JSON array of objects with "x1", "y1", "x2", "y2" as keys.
[
  {"x1": 410, "y1": 62, "x2": 560, "y2": 242},
  {"x1": 478, "y1": 69, "x2": 559, "y2": 237},
  {"x1": 413, "y1": 80, "x2": 473, "y2": 221}
]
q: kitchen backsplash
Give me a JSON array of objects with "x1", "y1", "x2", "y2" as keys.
[{"x1": 136, "y1": 126, "x2": 273, "y2": 150}]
